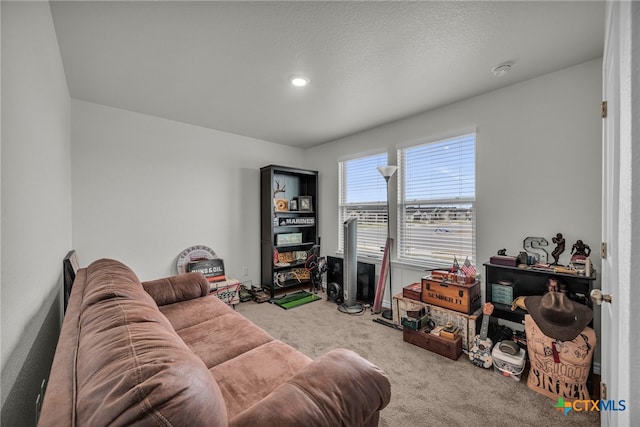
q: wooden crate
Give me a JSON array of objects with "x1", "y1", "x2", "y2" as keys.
[
  {"x1": 393, "y1": 294, "x2": 428, "y2": 325},
  {"x1": 421, "y1": 277, "x2": 481, "y2": 314},
  {"x1": 402, "y1": 282, "x2": 422, "y2": 300},
  {"x1": 403, "y1": 327, "x2": 462, "y2": 360},
  {"x1": 393, "y1": 293, "x2": 481, "y2": 351}
]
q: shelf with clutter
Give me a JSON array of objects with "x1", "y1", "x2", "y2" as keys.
[
  {"x1": 260, "y1": 165, "x2": 319, "y2": 298},
  {"x1": 482, "y1": 234, "x2": 598, "y2": 401},
  {"x1": 485, "y1": 235, "x2": 595, "y2": 325}
]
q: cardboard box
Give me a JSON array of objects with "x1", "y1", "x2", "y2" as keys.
[
  {"x1": 393, "y1": 293, "x2": 481, "y2": 351},
  {"x1": 421, "y1": 277, "x2": 481, "y2": 314},
  {"x1": 403, "y1": 327, "x2": 463, "y2": 360}
]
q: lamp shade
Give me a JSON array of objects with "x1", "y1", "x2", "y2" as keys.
[{"x1": 377, "y1": 165, "x2": 398, "y2": 179}]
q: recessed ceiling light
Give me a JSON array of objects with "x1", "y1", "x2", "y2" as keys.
[
  {"x1": 290, "y1": 76, "x2": 309, "y2": 87},
  {"x1": 491, "y1": 63, "x2": 512, "y2": 77}
]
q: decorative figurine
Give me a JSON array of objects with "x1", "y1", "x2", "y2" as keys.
[
  {"x1": 497, "y1": 248, "x2": 507, "y2": 256},
  {"x1": 571, "y1": 240, "x2": 591, "y2": 261},
  {"x1": 547, "y1": 277, "x2": 560, "y2": 293},
  {"x1": 551, "y1": 233, "x2": 565, "y2": 265}
]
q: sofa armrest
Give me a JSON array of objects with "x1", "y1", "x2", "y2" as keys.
[
  {"x1": 229, "y1": 348, "x2": 391, "y2": 427},
  {"x1": 142, "y1": 272, "x2": 209, "y2": 305}
]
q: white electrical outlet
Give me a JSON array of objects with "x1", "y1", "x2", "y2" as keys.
[
  {"x1": 36, "y1": 378, "x2": 46, "y2": 424},
  {"x1": 241, "y1": 267, "x2": 249, "y2": 276},
  {"x1": 35, "y1": 394, "x2": 41, "y2": 425}
]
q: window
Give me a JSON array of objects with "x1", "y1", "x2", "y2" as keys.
[
  {"x1": 338, "y1": 153, "x2": 389, "y2": 256},
  {"x1": 398, "y1": 133, "x2": 476, "y2": 267}
]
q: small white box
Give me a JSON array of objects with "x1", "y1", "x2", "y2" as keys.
[{"x1": 492, "y1": 345, "x2": 526, "y2": 381}]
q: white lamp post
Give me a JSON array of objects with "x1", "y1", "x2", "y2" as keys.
[{"x1": 377, "y1": 165, "x2": 397, "y2": 320}]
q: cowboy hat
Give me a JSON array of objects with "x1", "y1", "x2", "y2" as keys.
[{"x1": 525, "y1": 291, "x2": 593, "y2": 341}]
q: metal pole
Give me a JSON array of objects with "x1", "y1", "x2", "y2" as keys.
[{"x1": 382, "y1": 176, "x2": 393, "y2": 320}]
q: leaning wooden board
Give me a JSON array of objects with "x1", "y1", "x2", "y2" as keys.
[{"x1": 421, "y1": 277, "x2": 481, "y2": 314}]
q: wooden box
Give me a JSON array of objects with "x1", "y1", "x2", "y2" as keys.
[
  {"x1": 393, "y1": 294, "x2": 481, "y2": 351},
  {"x1": 402, "y1": 282, "x2": 422, "y2": 300},
  {"x1": 393, "y1": 295, "x2": 428, "y2": 325},
  {"x1": 421, "y1": 277, "x2": 481, "y2": 314},
  {"x1": 403, "y1": 327, "x2": 462, "y2": 360},
  {"x1": 489, "y1": 255, "x2": 518, "y2": 267}
]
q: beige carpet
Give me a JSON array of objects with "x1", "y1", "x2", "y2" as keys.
[{"x1": 235, "y1": 295, "x2": 600, "y2": 427}]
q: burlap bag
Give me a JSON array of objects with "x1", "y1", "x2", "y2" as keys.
[{"x1": 524, "y1": 314, "x2": 596, "y2": 402}]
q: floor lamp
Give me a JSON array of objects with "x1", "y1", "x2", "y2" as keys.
[{"x1": 377, "y1": 165, "x2": 397, "y2": 320}]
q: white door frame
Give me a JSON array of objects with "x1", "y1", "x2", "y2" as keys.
[
  {"x1": 601, "y1": 1, "x2": 639, "y2": 426},
  {"x1": 601, "y1": 2, "x2": 619, "y2": 426}
]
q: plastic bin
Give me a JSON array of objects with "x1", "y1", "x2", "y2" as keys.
[{"x1": 492, "y1": 344, "x2": 526, "y2": 381}]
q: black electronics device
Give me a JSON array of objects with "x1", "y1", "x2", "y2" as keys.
[
  {"x1": 63, "y1": 250, "x2": 79, "y2": 313},
  {"x1": 326, "y1": 256, "x2": 375, "y2": 304}
]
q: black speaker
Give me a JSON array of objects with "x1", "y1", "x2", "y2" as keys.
[
  {"x1": 327, "y1": 256, "x2": 375, "y2": 304},
  {"x1": 327, "y1": 282, "x2": 343, "y2": 304}
]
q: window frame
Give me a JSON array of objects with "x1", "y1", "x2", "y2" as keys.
[
  {"x1": 337, "y1": 152, "x2": 390, "y2": 257},
  {"x1": 396, "y1": 132, "x2": 477, "y2": 269}
]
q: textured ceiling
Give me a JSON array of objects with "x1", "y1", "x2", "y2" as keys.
[{"x1": 50, "y1": 1, "x2": 605, "y2": 148}]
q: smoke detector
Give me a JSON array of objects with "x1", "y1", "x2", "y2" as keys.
[{"x1": 491, "y1": 63, "x2": 512, "y2": 77}]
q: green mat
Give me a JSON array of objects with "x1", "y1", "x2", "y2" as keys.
[{"x1": 272, "y1": 291, "x2": 321, "y2": 310}]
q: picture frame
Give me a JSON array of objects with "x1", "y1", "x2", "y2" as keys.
[
  {"x1": 289, "y1": 198, "x2": 298, "y2": 211},
  {"x1": 298, "y1": 196, "x2": 312, "y2": 211},
  {"x1": 276, "y1": 233, "x2": 303, "y2": 245}
]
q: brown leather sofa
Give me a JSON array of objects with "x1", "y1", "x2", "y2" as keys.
[{"x1": 39, "y1": 259, "x2": 391, "y2": 426}]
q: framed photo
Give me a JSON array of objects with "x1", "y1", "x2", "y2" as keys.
[
  {"x1": 289, "y1": 198, "x2": 298, "y2": 211},
  {"x1": 298, "y1": 196, "x2": 312, "y2": 211}
]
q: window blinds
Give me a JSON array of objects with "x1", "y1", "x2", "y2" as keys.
[
  {"x1": 338, "y1": 153, "x2": 389, "y2": 256},
  {"x1": 398, "y1": 133, "x2": 476, "y2": 266}
]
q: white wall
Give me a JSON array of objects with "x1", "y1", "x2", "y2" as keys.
[
  {"x1": 71, "y1": 100, "x2": 304, "y2": 282},
  {"x1": 306, "y1": 59, "x2": 603, "y2": 310},
  {"x1": 1, "y1": 0, "x2": 71, "y2": 417}
]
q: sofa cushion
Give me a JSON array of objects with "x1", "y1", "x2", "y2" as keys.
[
  {"x1": 75, "y1": 259, "x2": 227, "y2": 426},
  {"x1": 228, "y1": 348, "x2": 391, "y2": 427},
  {"x1": 158, "y1": 292, "x2": 233, "y2": 331},
  {"x1": 142, "y1": 272, "x2": 210, "y2": 306},
  {"x1": 160, "y1": 296, "x2": 274, "y2": 368},
  {"x1": 210, "y1": 340, "x2": 312, "y2": 419}
]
